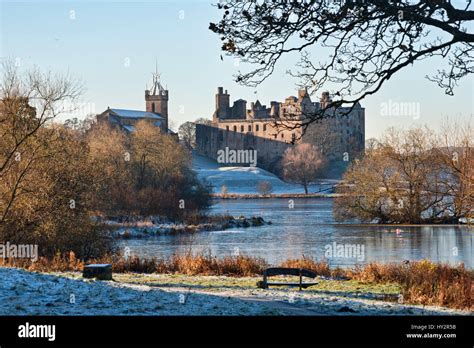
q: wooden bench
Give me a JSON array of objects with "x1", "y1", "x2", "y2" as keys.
[
  {"x1": 256, "y1": 267, "x2": 318, "y2": 291},
  {"x1": 83, "y1": 264, "x2": 112, "y2": 280}
]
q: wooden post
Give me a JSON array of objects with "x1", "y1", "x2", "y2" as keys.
[
  {"x1": 83, "y1": 264, "x2": 112, "y2": 280},
  {"x1": 299, "y1": 268, "x2": 302, "y2": 291}
]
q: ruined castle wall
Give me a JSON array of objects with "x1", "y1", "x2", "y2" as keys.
[
  {"x1": 196, "y1": 124, "x2": 292, "y2": 172},
  {"x1": 198, "y1": 86, "x2": 365, "y2": 178},
  {"x1": 213, "y1": 119, "x2": 302, "y2": 143}
]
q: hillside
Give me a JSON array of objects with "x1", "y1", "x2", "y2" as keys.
[{"x1": 192, "y1": 153, "x2": 336, "y2": 194}]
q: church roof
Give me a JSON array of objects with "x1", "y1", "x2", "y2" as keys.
[
  {"x1": 122, "y1": 125, "x2": 135, "y2": 133},
  {"x1": 120, "y1": 120, "x2": 163, "y2": 133},
  {"x1": 120, "y1": 121, "x2": 166, "y2": 134},
  {"x1": 109, "y1": 108, "x2": 163, "y2": 120}
]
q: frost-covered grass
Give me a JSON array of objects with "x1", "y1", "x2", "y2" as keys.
[
  {"x1": 112, "y1": 273, "x2": 401, "y2": 296},
  {"x1": 2, "y1": 253, "x2": 472, "y2": 311},
  {"x1": 0, "y1": 267, "x2": 273, "y2": 316},
  {"x1": 0, "y1": 268, "x2": 470, "y2": 316}
]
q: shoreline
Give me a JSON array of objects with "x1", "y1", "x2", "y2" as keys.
[
  {"x1": 108, "y1": 215, "x2": 270, "y2": 239},
  {"x1": 209, "y1": 197, "x2": 472, "y2": 227},
  {"x1": 335, "y1": 223, "x2": 473, "y2": 228},
  {"x1": 212, "y1": 193, "x2": 339, "y2": 199}
]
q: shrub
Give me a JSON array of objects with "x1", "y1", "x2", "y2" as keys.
[{"x1": 257, "y1": 181, "x2": 273, "y2": 195}]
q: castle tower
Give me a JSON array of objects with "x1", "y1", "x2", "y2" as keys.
[
  {"x1": 298, "y1": 88, "x2": 313, "y2": 115},
  {"x1": 214, "y1": 87, "x2": 230, "y2": 121},
  {"x1": 320, "y1": 91, "x2": 331, "y2": 109},
  {"x1": 145, "y1": 67, "x2": 169, "y2": 132},
  {"x1": 297, "y1": 88, "x2": 308, "y2": 101}
]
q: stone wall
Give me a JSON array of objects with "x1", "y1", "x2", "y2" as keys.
[{"x1": 196, "y1": 124, "x2": 292, "y2": 172}]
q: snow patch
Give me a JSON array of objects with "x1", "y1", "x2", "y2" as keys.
[{"x1": 193, "y1": 153, "x2": 336, "y2": 194}]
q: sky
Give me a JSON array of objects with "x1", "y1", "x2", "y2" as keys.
[{"x1": 1, "y1": 0, "x2": 473, "y2": 139}]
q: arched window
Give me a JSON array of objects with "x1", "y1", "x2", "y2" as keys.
[
  {"x1": 151, "y1": 103, "x2": 155, "y2": 113},
  {"x1": 263, "y1": 124, "x2": 267, "y2": 131},
  {"x1": 248, "y1": 125, "x2": 252, "y2": 132},
  {"x1": 241, "y1": 125, "x2": 244, "y2": 132},
  {"x1": 256, "y1": 124, "x2": 259, "y2": 132},
  {"x1": 233, "y1": 125, "x2": 237, "y2": 132}
]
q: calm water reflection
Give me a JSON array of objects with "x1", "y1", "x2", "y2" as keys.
[{"x1": 121, "y1": 198, "x2": 473, "y2": 268}]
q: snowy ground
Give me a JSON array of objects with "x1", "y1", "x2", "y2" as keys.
[
  {"x1": 192, "y1": 153, "x2": 337, "y2": 194},
  {"x1": 0, "y1": 268, "x2": 471, "y2": 316},
  {"x1": 0, "y1": 268, "x2": 270, "y2": 315}
]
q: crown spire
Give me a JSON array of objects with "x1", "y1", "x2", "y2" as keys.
[{"x1": 150, "y1": 59, "x2": 165, "y2": 95}]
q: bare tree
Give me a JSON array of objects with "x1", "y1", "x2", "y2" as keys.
[
  {"x1": 0, "y1": 62, "x2": 117, "y2": 258},
  {"x1": 334, "y1": 126, "x2": 470, "y2": 223},
  {"x1": 435, "y1": 121, "x2": 473, "y2": 221},
  {"x1": 380, "y1": 127, "x2": 445, "y2": 223},
  {"x1": 86, "y1": 121, "x2": 132, "y2": 214},
  {"x1": 131, "y1": 120, "x2": 190, "y2": 189},
  {"x1": 195, "y1": 117, "x2": 212, "y2": 126},
  {"x1": 210, "y1": 0, "x2": 474, "y2": 130},
  {"x1": 178, "y1": 121, "x2": 196, "y2": 150},
  {"x1": 179, "y1": 117, "x2": 213, "y2": 150},
  {"x1": 281, "y1": 143, "x2": 325, "y2": 194},
  {"x1": 334, "y1": 144, "x2": 393, "y2": 223},
  {"x1": 130, "y1": 121, "x2": 211, "y2": 216},
  {"x1": 304, "y1": 120, "x2": 341, "y2": 159},
  {"x1": 0, "y1": 61, "x2": 82, "y2": 224}
]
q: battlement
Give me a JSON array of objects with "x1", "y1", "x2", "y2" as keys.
[{"x1": 145, "y1": 89, "x2": 169, "y2": 99}]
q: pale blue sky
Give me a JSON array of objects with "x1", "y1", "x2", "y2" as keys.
[{"x1": 1, "y1": 0, "x2": 473, "y2": 138}]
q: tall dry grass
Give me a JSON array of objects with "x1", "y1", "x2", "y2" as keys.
[
  {"x1": 280, "y1": 256, "x2": 348, "y2": 279},
  {"x1": 0, "y1": 251, "x2": 85, "y2": 272},
  {"x1": 0, "y1": 251, "x2": 268, "y2": 277},
  {"x1": 112, "y1": 252, "x2": 268, "y2": 276},
  {"x1": 350, "y1": 260, "x2": 473, "y2": 310},
  {"x1": 280, "y1": 257, "x2": 472, "y2": 310}
]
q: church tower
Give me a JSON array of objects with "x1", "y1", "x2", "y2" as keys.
[{"x1": 145, "y1": 66, "x2": 168, "y2": 132}]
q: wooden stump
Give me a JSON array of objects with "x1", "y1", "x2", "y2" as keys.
[{"x1": 83, "y1": 264, "x2": 112, "y2": 280}]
